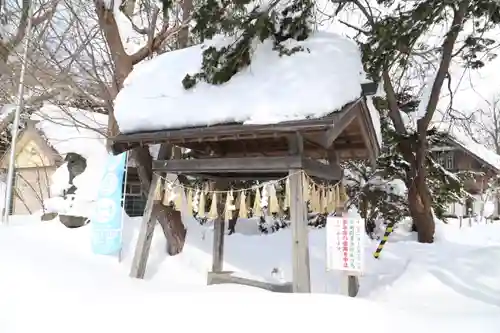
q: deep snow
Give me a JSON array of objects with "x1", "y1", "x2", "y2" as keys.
[{"x1": 0, "y1": 216, "x2": 499, "y2": 332}]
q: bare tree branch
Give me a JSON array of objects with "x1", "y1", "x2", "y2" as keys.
[{"x1": 130, "y1": 17, "x2": 191, "y2": 64}]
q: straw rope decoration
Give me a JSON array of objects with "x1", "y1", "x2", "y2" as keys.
[{"x1": 154, "y1": 170, "x2": 346, "y2": 220}]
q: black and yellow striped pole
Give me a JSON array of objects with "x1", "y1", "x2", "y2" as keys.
[{"x1": 373, "y1": 222, "x2": 395, "y2": 259}]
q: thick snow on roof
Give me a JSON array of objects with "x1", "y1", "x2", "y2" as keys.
[
  {"x1": 31, "y1": 104, "x2": 108, "y2": 160},
  {"x1": 433, "y1": 122, "x2": 500, "y2": 172},
  {"x1": 400, "y1": 110, "x2": 500, "y2": 172},
  {"x1": 115, "y1": 31, "x2": 367, "y2": 134}
]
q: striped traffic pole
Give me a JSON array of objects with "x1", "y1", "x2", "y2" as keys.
[{"x1": 373, "y1": 222, "x2": 395, "y2": 259}]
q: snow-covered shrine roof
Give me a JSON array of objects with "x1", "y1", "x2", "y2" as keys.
[{"x1": 114, "y1": 31, "x2": 380, "y2": 144}]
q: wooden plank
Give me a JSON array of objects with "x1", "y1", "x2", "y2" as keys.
[
  {"x1": 112, "y1": 116, "x2": 339, "y2": 150},
  {"x1": 326, "y1": 150, "x2": 343, "y2": 177},
  {"x1": 184, "y1": 173, "x2": 290, "y2": 181},
  {"x1": 212, "y1": 189, "x2": 225, "y2": 273},
  {"x1": 129, "y1": 173, "x2": 161, "y2": 279},
  {"x1": 357, "y1": 102, "x2": 377, "y2": 167},
  {"x1": 302, "y1": 158, "x2": 342, "y2": 181},
  {"x1": 152, "y1": 156, "x2": 302, "y2": 173},
  {"x1": 287, "y1": 133, "x2": 311, "y2": 293},
  {"x1": 322, "y1": 106, "x2": 360, "y2": 148},
  {"x1": 207, "y1": 271, "x2": 293, "y2": 293}
]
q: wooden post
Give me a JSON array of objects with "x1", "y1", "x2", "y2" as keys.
[
  {"x1": 212, "y1": 192, "x2": 225, "y2": 273},
  {"x1": 288, "y1": 133, "x2": 311, "y2": 293},
  {"x1": 327, "y1": 148, "x2": 358, "y2": 296},
  {"x1": 335, "y1": 205, "x2": 360, "y2": 297},
  {"x1": 129, "y1": 173, "x2": 161, "y2": 279},
  {"x1": 340, "y1": 273, "x2": 360, "y2": 297},
  {"x1": 212, "y1": 182, "x2": 229, "y2": 273}
]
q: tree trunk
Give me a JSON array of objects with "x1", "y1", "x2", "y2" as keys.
[
  {"x1": 227, "y1": 209, "x2": 239, "y2": 235},
  {"x1": 407, "y1": 183, "x2": 434, "y2": 242},
  {"x1": 94, "y1": 1, "x2": 189, "y2": 255},
  {"x1": 131, "y1": 145, "x2": 187, "y2": 255},
  {"x1": 152, "y1": 203, "x2": 187, "y2": 255},
  {"x1": 177, "y1": 0, "x2": 193, "y2": 48},
  {"x1": 397, "y1": 133, "x2": 435, "y2": 243},
  {"x1": 407, "y1": 158, "x2": 435, "y2": 243}
]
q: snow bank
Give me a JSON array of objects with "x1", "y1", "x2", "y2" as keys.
[
  {"x1": 32, "y1": 104, "x2": 109, "y2": 217},
  {"x1": 115, "y1": 31, "x2": 365, "y2": 133},
  {"x1": 1, "y1": 215, "x2": 500, "y2": 332}
]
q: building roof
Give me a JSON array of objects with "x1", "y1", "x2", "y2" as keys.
[
  {"x1": 30, "y1": 104, "x2": 108, "y2": 161},
  {"x1": 114, "y1": 31, "x2": 381, "y2": 144},
  {"x1": 433, "y1": 122, "x2": 500, "y2": 172}
]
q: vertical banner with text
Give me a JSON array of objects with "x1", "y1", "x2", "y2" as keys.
[
  {"x1": 91, "y1": 152, "x2": 127, "y2": 255},
  {"x1": 326, "y1": 216, "x2": 365, "y2": 274}
]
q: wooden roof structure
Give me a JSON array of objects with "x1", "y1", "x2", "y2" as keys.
[{"x1": 112, "y1": 87, "x2": 380, "y2": 182}]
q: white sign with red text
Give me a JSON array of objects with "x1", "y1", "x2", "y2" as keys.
[{"x1": 326, "y1": 216, "x2": 364, "y2": 274}]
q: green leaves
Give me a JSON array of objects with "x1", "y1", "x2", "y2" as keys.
[{"x1": 183, "y1": 0, "x2": 314, "y2": 89}]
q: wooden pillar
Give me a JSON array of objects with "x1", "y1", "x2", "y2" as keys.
[
  {"x1": 130, "y1": 173, "x2": 161, "y2": 279},
  {"x1": 288, "y1": 133, "x2": 311, "y2": 293},
  {"x1": 339, "y1": 272, "x2": 359, "y2": 297},
  {"x1": 212, "y1": 193, "x2": 225, "y2": 272},
  {"x1": 211, "y1": 183, "x2": 228, "y2": 273},
  {"x1": 328, "y1": 148, "x2": 359, "y2": 297}
]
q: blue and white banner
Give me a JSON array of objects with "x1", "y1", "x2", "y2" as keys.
[{"x1": 91, "y1": 152, "x2": 127, "y2": 255}]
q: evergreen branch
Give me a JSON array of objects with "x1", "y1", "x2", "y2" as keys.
[{"x1": 336, "y1": 0, "x2": 375, "y2": 27}]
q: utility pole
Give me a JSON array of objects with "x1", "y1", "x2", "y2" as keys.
[{"x1": 2, "y1": 4, "x2": 33, "y2": 224}]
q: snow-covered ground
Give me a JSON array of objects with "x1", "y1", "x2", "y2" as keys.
[{"x1": 1, "y1": 216, "x2": 499, "y2": 332}]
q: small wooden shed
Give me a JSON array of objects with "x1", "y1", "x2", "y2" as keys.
[{"x1": 111, "y1": 32, "x2": 381, "y2": 293}]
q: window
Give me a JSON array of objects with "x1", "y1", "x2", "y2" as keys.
[
  {"x1": 435, "y1": 151, "x2": 455, "y2": 170},
  {"x1": 123, "y1": 181, "x2": 146, "y2": 217},
  {"x1": 446, "y1": 152, "x2": 454, "y2": 170}
]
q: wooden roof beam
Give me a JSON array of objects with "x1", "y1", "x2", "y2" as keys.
[
  {"x1": 152, "y1": 156, "x2": 342, "y2": 181},
  {"x1": 307, "y1": 106, "x2": 359, "y2": 149},
  {"x1": 152, "y1": 156, "x2": 303, "y2": 173},
  {"x1": 358, "y1": 103, "x2": 377, "y2": 167}
]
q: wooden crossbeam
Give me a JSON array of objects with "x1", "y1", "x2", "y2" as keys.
[
  {"x1": 152, "y1": 156, "x2": 342, "y2": 182},
  {"x1": 152, "y1": 156, "x2": 303, "y2": 173}
]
